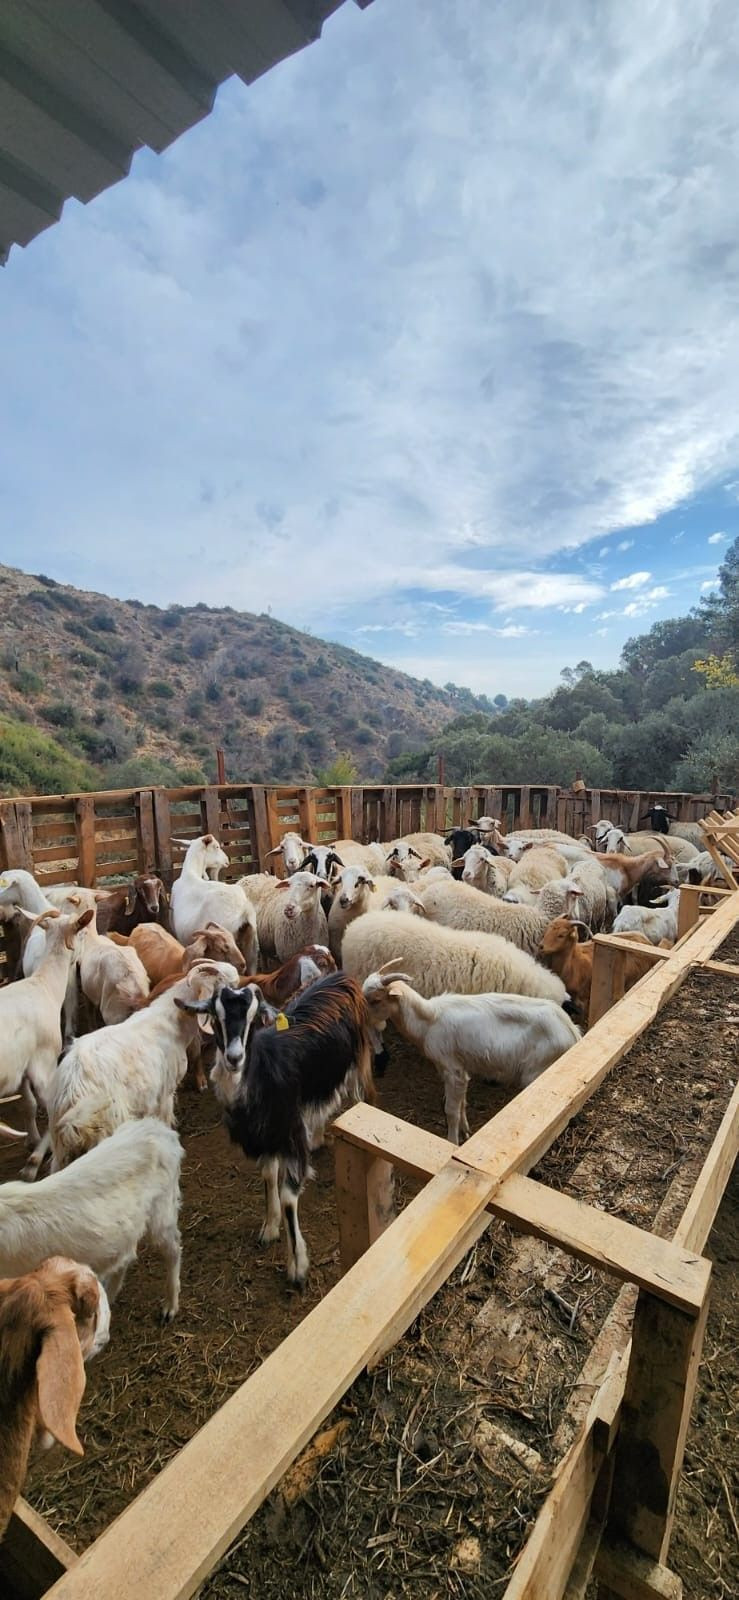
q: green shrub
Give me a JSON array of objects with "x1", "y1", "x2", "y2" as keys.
[
  {"x1": 44, "y1": 701, "x2": 77, "y2": 728},
  {"x1": 89, "y1": 611, "x2": 117, "y2": 632},
  {"x1": 205, "y1": 680, "x2": 222, "y2": 704},
  {"x1": 34, "y1": 574, "x2": 58, "y2": 588},
  {"x1": 0, "y1": 717, "x2": 93, "y2": 796},
  {"x1": 15, "y1": 669, "x2": 44, "y2": 694},
  {"x1": 148, "y1": 680, "x2": 175, "y2": 699}
]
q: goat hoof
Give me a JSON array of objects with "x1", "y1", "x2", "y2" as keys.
[
  {"x1": 287, "y1": 1274, "x2": 307, "y2": 1294},
  {"x1": 257, "y1": 1226, "x2": 279, "y2": 1248},
  {"x1": 159, "y1": 1306, "x2": 177, "y2": 1325}
]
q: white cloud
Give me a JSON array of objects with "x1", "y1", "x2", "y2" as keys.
[
  {"x1": 441, "y1": 621, "x2": 493, "y2": 635},
  {"x1": 611, "y1": 571, "x2": 652, "y2": 591},
  {"x1": 494, "y1": 623, "x2": 536, "y2": 638},
  {"x1": 622, "y1": 585, "x2": 671, "y2": 617},
  {"x1": 700, "y1": 579, "x2": 715, "y2": 591},
  {"x1": 707, "y1": 531, "x2": 727, "y2": 544},
  {"x1": 671, "y1": 531, "x2": 685, "y2": 543},
  {"x1": 598, "y1": 545, "x2": 610, "y2": 557},
  {"x1": 1, "y1": 0, "x2": 739, "y2": 692},
  {"x1": 617, "y1": 539, "x2": 634, "y2": 551}
]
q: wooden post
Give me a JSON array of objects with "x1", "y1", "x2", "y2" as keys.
[
  {"x1": 216, "y1": 748, "x2": 226, "y2": 785},
  {"x1": 334, "y1": 1140, "x2": 395, "y2": 1273},
  {"x1": 604, "y1": 1288, "x2": 711, "y2": 1567},
  {"x1": 74, "y1": 796, "x2": 96, "y2": 887},
  {"x1": 153, "y1": 789, "x2": 173, "y2": 887},
  {"x1": 519, "y1": 784, "x2": 532, "y2": 828},
  {"x1": 382, "y1": 786, "x2": 397, "y2": 842},
  {"x1": 437, "y1": 754, "x2": 445, "y2": 786},
  {"x1": 351, "y1": 787, "x2": 364, "y2": 841},
  {"x1": 250, "y1": 786, "x2": 272, "y2": 869},
  {"x1": 200, "y1": 787, "x2": 221, "y2": 838},
  {"x1": 338, "y1": 788, "x2": 353, "y2": 838},
  {"x1": 589, "y1": 944, "x2": 626, "y2": 1027},
  {"x1": 0, "y1": 1500, "x2": 77, "y2": 1600},
  {"x1": 297, "y1": 787, "x2": 318, "y2": 843},
  {"x1": 0, "y1": 800, "x2": 34, "y2": 871},
  {"x1": 136, "y1": 790, "x2": 157, "y2": 875}
]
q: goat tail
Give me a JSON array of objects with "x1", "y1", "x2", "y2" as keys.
[
  {"x1": 355, "y1": 1029, "x2": 377, "y2": 1106},
  {"x1": 51, "y1": 1096, "x2": 114, "y2": 1166},
  {"x1": 107, "y1": 932, "x2": 130, "y2": 946}
]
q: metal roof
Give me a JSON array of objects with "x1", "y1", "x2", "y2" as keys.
[{"x1": 0, "y1": 0, "x2": 372, "y2": 264}]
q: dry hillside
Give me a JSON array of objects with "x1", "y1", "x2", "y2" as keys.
[{"x1": 0, "y1": 564, "x2": 460, "y2": 788}]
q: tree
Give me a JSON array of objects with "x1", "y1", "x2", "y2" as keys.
[{"x1": 317, "y1": 752, "x2": 359, "y2": 785}]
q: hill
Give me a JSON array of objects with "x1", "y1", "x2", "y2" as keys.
[
  {"x1": 388, "y1": 537, "x2": 739, "y2": 793},
  {"x1": 0, "y1": 565, "x2": 475, "y2": 795}
]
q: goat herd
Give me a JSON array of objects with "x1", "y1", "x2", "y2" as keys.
[{"x1": 0, "y1": 805, "x2": 723, "y2": 1536}]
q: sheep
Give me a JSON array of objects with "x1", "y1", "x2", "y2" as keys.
[
  {"x1": 342, "y1": 911, "x2": 568, "y2": 1006},
  {"x1": 327, "y1": 865, "x2": 378, "y2": 959},
  {"x1": 298, "y1": 844, "x2": 346, "y2": 882},
  {"x1": 527, "y1": 858, "x2": 612, "y2": 932},
  {"x1": 363, "y1": 971, "x2": 579, "y2": 1142},
  {"x1": 170, "y1": 835, "x2": 258, "y2": 969},
  {"x1": 107, "y1": 922, "x2": 246, "y2": 989},
  {"x1": 612, "y1": 889, "x2": 680, "y2": 945},
  {"x1": 593, "y1": 820, "x2": 698, "y2": 864},
  {"x1": 93, "y1": 875, "x2": 169, "y2": 936},
  {"x1": 176, "y1": 973, "x2": 375, "y2": 1289},
  {"x1": 76, "y1": 909, "x2": 150, "y2": 1025},
  {"x1": 47, "y1": 962, "x2": 238, "y2": 1170},
  {"x1": 508, "y1": 846, "x2": 567, "y2": 892},
  {"x1": 0, "y1": 1119, "x2": 185, "y2": 1323},
  {"x1": 453, "y1": 844, "x2": 513, "y2": 896},
  {"x1": 415, "y1": 877, "x2": 549, "y2": 956},
  {"x1": 237, "y1": 870, "x2": 329, "y2": 964},
  {"x1": 0, "y1": 908, "x2": 94, "y2": 1180},
  {"x1": 264, "y1": 831, "x2": 309, "y2": 876},
  {"x1": 383, "y1": 850, "x2": 432, "y2": 882},
  {"x1": 0, "y1": 1256, "x2": 110, "y2": 1536},
  {"x1": 679, "y1": 852, "x2": 732, "y2": 886},
  {"x1": 325, "y1": 838, "x2": 388, "y2": 874},
  {"x1": 503, "y1": 828, "x2": 579, "y2": 855},
  {"x1": 379, "y1": 883, "x2": 428, "y2": 916},
  {"x1": 538, "y1": 918, "x2": 662, "y2": 1023},
  {"x1": 385, "y1": 832, "x2": 451, "y2": 869},
  {"x1": 664, "y1": 821, "x2": 707, "y2": 850},
  {"x1": 636, "y1": 807, "x2": 704, "y2": 851}
]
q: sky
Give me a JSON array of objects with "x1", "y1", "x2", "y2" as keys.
[{"x1": 1, "y1": 0, "x2": 738, "y2": 699}]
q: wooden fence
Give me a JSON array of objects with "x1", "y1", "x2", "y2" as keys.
[
  {"x1": 2, "y1": 886, "x2": 737, "y2": 1599},
  {"x1": 0, "y1": 781, "x2": 733, "y2": 889}
]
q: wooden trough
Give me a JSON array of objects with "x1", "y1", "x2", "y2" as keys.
[{"x1": 1, "y1": 882, "x2": 736, "y2": 1600}]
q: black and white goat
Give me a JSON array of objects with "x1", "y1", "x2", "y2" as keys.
[{"x1": 176, "y1": 973, "x2": 375, "y2": 1290}]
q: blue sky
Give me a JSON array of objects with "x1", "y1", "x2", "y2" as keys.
[{"x1": 1, "y1": 0, "x2": 737, "y2": 698}]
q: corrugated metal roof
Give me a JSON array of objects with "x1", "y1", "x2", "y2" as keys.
[{"x1": 0, "y1": 0, "x2": 373, "y2": 264}]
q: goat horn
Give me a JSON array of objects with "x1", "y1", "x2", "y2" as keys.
[{"x1": 376, "y1": 957, "x2": 405, "y2": 974}]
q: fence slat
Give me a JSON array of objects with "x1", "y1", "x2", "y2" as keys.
[
  {"x1": 137, "y1": 791, "x2": 157, "y2": 874},
  {"x1": 153, "y1": 791, "x2": 173, "y2": 887},
  {"x1": 74, "y1": 797, "x2": 96, "y2": 887}
]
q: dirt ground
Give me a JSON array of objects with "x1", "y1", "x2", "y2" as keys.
[{"x1": 10, "y1": 966, "x2": 738, "y2": 1595}]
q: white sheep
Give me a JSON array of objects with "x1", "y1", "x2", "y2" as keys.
[
  {"x1": 0, "y1": 1119, "x2": 185, "y2": 1322},
  {"x1": 526, "y1": 858, "x2": 612, "y2": 932},
  {"x1": 508, "y1": 846, "x2": 567, "y2": 893},
  {"x1": 385, "y1": 832, "x2": 452, "y2": 869},
  {"x1": 416, "y1": 877, "x2": 548, "y2": 956},
  {"x1": 264, "y1": 830, "x2": 308, "y2": 875},
  {"x1": 379, "y1": 883, "x2": 428, "y2": 916},
  {"x1": 47, "y1": 961, "x2": 239, "y2": 1171},
  {"x1": 341, "y1": 911, "x2": 567, "y2": 1005},
  {"x1": 362, "y1": 971, "x2": 580, "y2": 1142},
  {"x1": 327, "y1": 865, "x2": 378, "y2": 959},
  {"x1": 504, "y1": 828, "x2": 581, "y2": 857},
  {"x1": 612, "y1": 889, "x2": 680, "y2": 945},
  {"x1": 233, "y1": 870, "x2": 328, "y2": 963},
  {"x1": 77, "y1": 909, "x2": 150, "y2": 1024},
  {"x1": 457, "y1": 845, "x2": 513, "y2": 896},
  {"x1": 0, "y1": 907, "x2": 93, "y2": 1180},
  {"x1": 328, "y1": 838, "x2": 388, "y2": 874},
  {"x1": 170, "y1": 835, "x2": 258, "y2": 968}
]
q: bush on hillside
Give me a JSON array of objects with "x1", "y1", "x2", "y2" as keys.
[{"x1": 0, "y1": 717, "x2": 93, "y2": 796}]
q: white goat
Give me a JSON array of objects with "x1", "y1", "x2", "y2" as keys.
[
  {"x1": 47, "y1": 961, "x2": 239, "y2": 1171},
  {"x1": 170, "y1": 835, "x2": 258, "y2": 968},
  {"x1": 0, "y1": 908, "x2": 93, "y2": 1180},
  {"x1": 0, "y1": 1120, "x2": 184, "y2": 1322},
  {"x1": 612, "y1": 889, "x2": 680, "y2": 945},
  {"x1": 363, "y1": 972, "x2": 580, "y2": 1143},
  {"x1": 239, "y1": 870, "x2": 329, "y2": 963},
  {"x1": 77, "y1": 909, "x2": 150, "y2": 1024}
]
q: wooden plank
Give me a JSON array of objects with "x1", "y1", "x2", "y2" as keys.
[
  {"x1": 381, "y1": 786, "x2": 397, "y2": 842},
  {"x1": 594, "y1": 1537, "x2": 682, "y2": 1599},
  {"x1": 519, "y1": 784, "x2": 532, "y2": 829},
  {"x1": 44, "y1": 1161, "x2": 497, "y2": 1600},
  {"x1": 593, "y1": 936, "x2": 670, "y2": 964},
  {"x1": 674, "y1": 1080, "x2": 739, "y2": 1255},
  {"x1": 136, "y1": 790, "x2": 157, "y2": 874},
  {"x1": 703, "y1": 957, "x2": 739, "y2": 977},
  {"x1": 351, "y1": 787, "x2": 364, "y2": 841},
  {"x1": 0, "y1": 801, "x2": 33, "y2": 870},
  {"x1": 458, "y1": 890, "x2": 739, "y2": 1184},
  {"x1": 504, "y1": 1410, "x2": 603, "y2": 1599},
  {"x1": 337, "y1": 788, "x2": 353, "y2": 838},
  {"x1": 250, "y1": 786, "x2": 271, "y2": 870},
  {"x1": 297, "y1": 786, "x2": 318, "y2": 845},
  {"x1": 74, "y1": 796, "x2": 96, "y2": 886},
  {"x1": 334, "y1": 1140, "x2": 395, "y2": 1273},
  {"x1": 153, "y1": 789, "x2": 173, "y2": 886},
  {"x1": 606, "y1": 1290, "x2": 710, "y2": 1564},
  {"x1": 589, "y1": 943, "x2": 626, "y2": 1026},
  {"x1": 0, "y1": 1499, "x2": 77, "y2": 1600},
  {"x1": 333, "y1": 1106, "x2": 710, "y2": 1314},
  {"x1": 29, "y1": 844, "x2": 79, "y2": 866}
]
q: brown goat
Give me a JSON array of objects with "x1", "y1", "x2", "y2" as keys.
[
  {"x1": 108, "y1": 922, "x2": 245, "y2": 989},
  {"x1": 94, "y1": 875, "x2": 169, "y2": 937},
  {"x1": 0, "y1": 1257, "x2": 110, "y2": 1536},
  {"x1": 537, "y1": 918, "x2": 662, "y2": 1024},
  {"x1": 236, "y1": 944, "x2": 337, "y2": 1006}
]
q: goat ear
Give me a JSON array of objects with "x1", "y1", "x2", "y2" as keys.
[
  {"x1": 418, "y1": 858, "x2": 431, "y2": 871},
  {"x1": 36, "y1": 1308, "x2": 86, "y2": 1455},
  {"x1": 74, "y1": 909, "x2": 94, "y2": 932},
  {"x1": 274, "y1": 880, "x2": 291, "y2": 891},
  {"x1": 387, "y1": 976, "x2": 412, "y2": 992},
  {"x1": 265, "y1": 845, "x2": 283, "y2": 856},
  {"x1": 124, "y1": 886, "x2": 137, "y2": 915},
  {"x1": 173, "y1": 994, "x2": 214, "y2": 1014}
]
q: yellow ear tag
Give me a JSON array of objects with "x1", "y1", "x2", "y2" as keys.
[{"x1": 275, "y1": 1012, "x2": 290, "y2": 1032}]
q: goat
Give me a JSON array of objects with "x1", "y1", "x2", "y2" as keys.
[
  {"x1": 47, "y1": 962, "x2": 237, "y2": 1169},
  {"x1": 612, "y1": 889, "x2": 680, "y2": 945},
  {"x1": 639, "y1": 803, "x2": 673, "y2": 835},
  {"x1": 0, "y1": 908, "x2": 94, "y2": 1180},
  {"x1": 94, "y1": 875, "x2": 169, "y2": 936},
  {"x1": 363, "y1": 969, "x2": 579, "y2": 1142},
  {"x1": 107, "y1": 922, "x2": 246, "y2": 989},
  {"x1": 0, "y1": 1257, "x2": 110, "y2": 1537},
  {"x1": 177, "y1": 973, "x2": 375, "y2": 1289},
  {"x1": 236, "y1": 946, "x2": 337, "y2": 1006},
  {"x1": 590, "y1": 849, "x2": 677, "y2": 903},
  {"x1": 0, "y1": 1119, "x2": 185, "y2": 1324},
  {"x1": 76, "y1": 908, "x2": 150, "y2": 1025},
  {"x1": 170, "y1": 835, "x2": 258, "y2": 969},
  {"x1": 537, "y1": 917, "x2": 661, "y2": 1023}
]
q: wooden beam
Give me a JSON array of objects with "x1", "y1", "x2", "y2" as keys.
[
  {"x1": 0, "y1": 1499, "x2": 77, "y2": 1600},
  {"x1": 673, "y1": 1079, "x2": 739, "y2": 1254},
  {"x1": 333, "y1": 1107, "x2": 710, "y2": 1314},
  {"x1": 152, "y1": 789, "x2": 173, "y2": 887},
  {"x1": 593, "y1": 935, "x2": 671, "y2": 963},
  {"x1": 333, "y1": 1138, "x2": 395, "y2": 1273},
  {"x1": 703, "y1": 957, "x2": 739, "y2": 977},
  {"x1": 136, "y1": 789, "x2": 157, "y2": 875},
  {"x1": 73, "y1": 796, "x2": 96, "y2": 887},
  {"x1": 594, "y1": 1536, "x2": 682, "y2": 1599}
]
